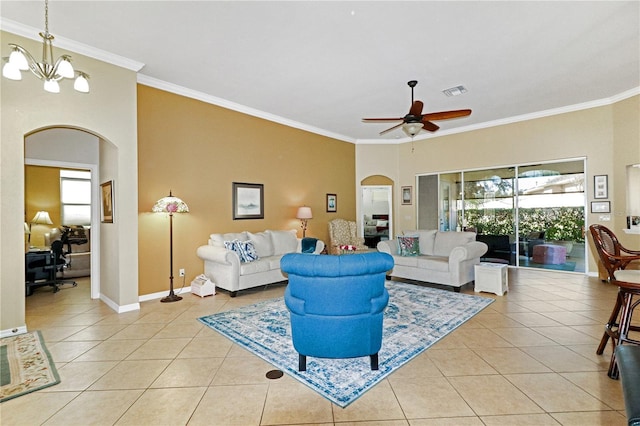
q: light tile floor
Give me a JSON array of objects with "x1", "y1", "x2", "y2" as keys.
[{"x1": 1, "y1": 268, "x2": 633, "y2": 425}]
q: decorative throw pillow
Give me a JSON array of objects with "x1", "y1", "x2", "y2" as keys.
[
  {"x1": 224, "y1": 240, "x2": 242, "y2": 258},
  {"x1": 236, "y1": 240, "x2": 259, "y2": 263},
  {"x1": 225, "y1": 239, "x2": 258, "y2": 263},
  {"x1": 397, "y1": 235, "x2": 420, "y2": 256}
]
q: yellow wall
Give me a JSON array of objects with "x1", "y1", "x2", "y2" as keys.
[
  {"x1": 24, "y1": 166, "x2": 61, "y2": 247},
  {"x1": 356, "y1": 97, "x2": 640, "y2": 273},
  {"x1": 136, "y1": 85, "x2": 356, "y2": 295}
]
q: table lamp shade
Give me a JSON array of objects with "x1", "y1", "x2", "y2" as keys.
[
  {"x1": 296, "y1": 206, "x2": 312, "y2": 219},
  {"x1": 31, "y1": 211, "x2": 53, "y2": 225}
]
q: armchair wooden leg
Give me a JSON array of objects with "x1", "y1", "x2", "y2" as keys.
[
  {"x1": 370, "y1": 353, "x2": 379, "y2": 370},
  {"x1": 299, "y1": 354, "x2": 306, "y2": 371}
]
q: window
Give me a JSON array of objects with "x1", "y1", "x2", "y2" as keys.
[{"x1": 60, "y1": 169, "x2": 91, "y2": 226}]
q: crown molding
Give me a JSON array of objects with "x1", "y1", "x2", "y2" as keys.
[
  {"x1": 137, "y1": 74, "x2": 356, "y2": 144},
  {"x1": 1, "y1": 18, "x2": 144, "y2": 72}
]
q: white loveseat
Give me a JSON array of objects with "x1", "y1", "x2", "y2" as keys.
[
  {"x1": 196, "y1": 229, "x2": 324, "y2": 297},
  {"x1": 377, "y1": 230, "x2": 488, "y2": 291}
]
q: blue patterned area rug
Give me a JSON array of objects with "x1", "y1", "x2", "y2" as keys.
[{"x1": 198, "y1": 281, "x2": 493, "y2": 407}]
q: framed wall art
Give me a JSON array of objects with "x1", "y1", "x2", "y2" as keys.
[
  {"x1": 591, "y1": 201, "x2": 610, "y2": 213},
  {"x1": 326, "y1": 193, "x2": 337, "y2": 213},
  {"x1": 594, "y1": 175, "x2": 608, "y2": 199},
  {"x1": 233, "y1": 182, "x2": 264, "y2": 220},
  {"x1": 401, "y1": 186, "x2": 412, "y2": 205},
  {"x1": 100, "y1": 180, "x2": 114, "y2": 223}
]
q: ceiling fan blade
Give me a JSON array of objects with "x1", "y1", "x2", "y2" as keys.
[
  {"x1": 379, "y1": 122, "x2": 404, "y2": 135},
  {"x1": 421, "y1": 109, "x2": 472, "y2": 121},
  {"x1": 362, "y1": 117, "x2": 404, "y2": 122},
  {"x1": 422, "y1": 120, "x2": 440, "y2": 132},
  {"x1": 409, "y1": 100, "x2": 424, "y2": 116}
]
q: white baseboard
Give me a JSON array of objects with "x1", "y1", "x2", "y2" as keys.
[
  {"x1": 99, "y1": 294, "x2": 141, "y2": 313},
  {"x1": 0, "y1": 325, "x2": 28, "y2": 339}
]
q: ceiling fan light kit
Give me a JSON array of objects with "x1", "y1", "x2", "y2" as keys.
[
  {"x1": 2, "y1": 0, "x2": 91, "y2": 93},
  {"x1": 363, "y1": 80, "x2": 471, "y2": 137}
]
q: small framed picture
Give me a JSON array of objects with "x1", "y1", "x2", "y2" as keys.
[
  {"x1": 100, "y1": 180, "x2": 114, "y2": 223},
  {"x1": 326, "y1": 193, "x2": 337, "y2": 213},
  {"x1": 401, "y1": 186, "x2": 412, "y2": 205},
  {"x1": 591, "y1": 201, "x2": 610, "y2": 213},
  {"x1": 233, "y1": 182, "x2": 264, "y2": 220},
  {"x1": 594, "y1": 175, "x2": 608, "y2": 199}
]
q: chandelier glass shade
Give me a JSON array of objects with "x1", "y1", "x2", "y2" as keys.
[{"x1": 2, "y1": 0, "x2": 90, "y2": 93}]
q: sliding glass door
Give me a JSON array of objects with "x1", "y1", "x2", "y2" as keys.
[
  {"x1": 417, "y1": 159, "x2": 586, "y2": 272},
  {"x1": 463, "y1": 167, "x2": 516, "y2": 265},
  {"x1": 516, "y1": 161, "x2": 585, "y2": 272}
]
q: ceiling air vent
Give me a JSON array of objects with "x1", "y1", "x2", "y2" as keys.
[{"x1": 443, "y1": 85, "x2": 467, "y2": 97}]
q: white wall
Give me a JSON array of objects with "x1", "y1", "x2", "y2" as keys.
[{"x1": 1, "y1": 31, "x2": 140, "y2": 336}]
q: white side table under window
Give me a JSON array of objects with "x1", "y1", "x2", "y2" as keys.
[{"x1": 474, "y1": 262, "x2": 508, "y2": 296}]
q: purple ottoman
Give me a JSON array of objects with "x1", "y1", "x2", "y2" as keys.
[{"x1": 532, "y1": 244, "x2": 567, "y2": 264}]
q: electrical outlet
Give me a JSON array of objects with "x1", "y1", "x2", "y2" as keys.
[{"x1": 179, "y1": 269, "x2": 185, "y2": 277}]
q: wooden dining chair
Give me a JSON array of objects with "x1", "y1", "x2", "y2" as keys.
[{"x1": 589, "y1": 224, "x2": 640, "y2": 356}]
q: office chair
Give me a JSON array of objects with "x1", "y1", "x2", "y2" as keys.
[{"x1": 48, "y1": 240, "x2": 78, "y2": 292}]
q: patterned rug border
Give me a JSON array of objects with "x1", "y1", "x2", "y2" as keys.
[
  {"x1": 0, "y1": 330, "x2": 60, "y2": 403},
  {"x1": 199, "y1": 281, "x2": 494, "y2": 407}
]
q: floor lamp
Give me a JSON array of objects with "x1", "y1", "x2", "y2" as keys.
[{"x1": 152, "y1": 191, "x2": 189, "y2": 303}]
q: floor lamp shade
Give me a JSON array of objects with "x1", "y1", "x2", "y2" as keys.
[{"x1": 153, "y1": 192, "x2": 189, "y2": 303}]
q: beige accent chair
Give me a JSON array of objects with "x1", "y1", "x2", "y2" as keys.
[{"x1": 327, "y1": 218, "x2": 368, "y2": 255}]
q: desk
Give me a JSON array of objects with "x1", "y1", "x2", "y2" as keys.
[{"x1": 25, "y1": 250, "x2": 55, "y2": 296}]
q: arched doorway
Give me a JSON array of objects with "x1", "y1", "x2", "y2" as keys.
[
  {"x1": 360, "y1": 175, "x2": 394, "y2": 248},
  {"x1": 24, "y1": 127, "x2": 102, "y2": 300}
]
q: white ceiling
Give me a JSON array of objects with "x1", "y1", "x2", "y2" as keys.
[{"x1": 2, "y1": 1, "x2": 639, "y2": 143}]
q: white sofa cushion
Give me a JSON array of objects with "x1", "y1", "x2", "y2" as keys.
[
  {"x1": 268, "y1": 229, "x2": 298, "y2": 255},
  {"x1": 248, "y1": 231, "x2": 274, "y2": 257},
  {"x1": 239, "y1": 258, "x2": 271, "y2": 275},
  {"x1": 211, "y1": 232, "x2": 248, "y2": 247},
  {"x1": 433, "y1": 231, "x2": 476, "y2": 257},
  {"x1": 417, "y1": 230, "x2": 437, "y2": 255},
  {"x1": 417, "y1": 256, "x2": 449, "y2": 272}
]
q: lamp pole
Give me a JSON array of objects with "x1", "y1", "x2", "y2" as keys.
[{"x1": 161, "y1": 209, "x2": 182, "y2": 303}]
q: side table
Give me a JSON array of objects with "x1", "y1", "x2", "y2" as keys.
[{"x1": 474, "y1": 262, "x2": 508, "y2": 296}]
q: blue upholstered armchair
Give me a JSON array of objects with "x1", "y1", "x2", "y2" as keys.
[{"x1": 281, "y1": 252, "x2": 394, "y2": 371}]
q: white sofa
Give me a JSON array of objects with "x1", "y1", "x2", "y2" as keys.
[
  {"x1": 377, "y1": 230, "x2": 488, "y2": 291},
  {"x1": 196, "y1": 229, "x2": 324, "y2": 297}
]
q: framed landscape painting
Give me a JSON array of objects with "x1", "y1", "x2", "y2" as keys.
[{"x1": 233, "y1": 182, "x2": 264, "y2": 220}]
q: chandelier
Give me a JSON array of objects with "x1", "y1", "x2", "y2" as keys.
[{"x1": 2, "y1": 0, "x2": 90, "y2": 93}]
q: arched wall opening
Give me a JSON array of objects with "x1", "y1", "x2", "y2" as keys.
[
  {"x1": 24, "y1": 127, "x2": 106, "y2": 300},
  {"x1": 360, "y1": 175, "x2": 395, "y2": 246}
]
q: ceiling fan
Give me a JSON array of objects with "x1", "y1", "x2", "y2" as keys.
[{"x1": 362, "y1": 80, "x2": 472, "y2": 137}]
